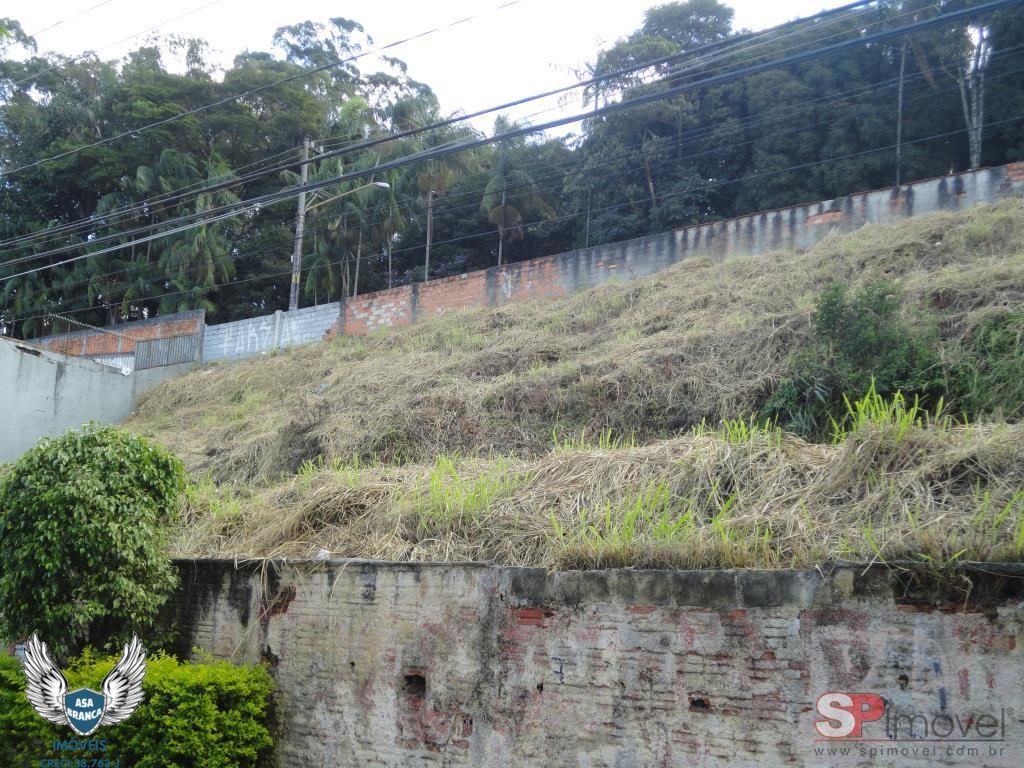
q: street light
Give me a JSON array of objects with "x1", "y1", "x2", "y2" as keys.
[{"x1": 289, "y1": 172, "x2": 390, "y2": 311}]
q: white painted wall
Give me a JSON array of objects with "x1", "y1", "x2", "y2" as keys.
[{"x1": 0, "y1": 338, "x2": 195, "y2": 463}]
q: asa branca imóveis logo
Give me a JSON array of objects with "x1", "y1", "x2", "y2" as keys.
[{"x1": 22, "y1": 633, "x2": 146, "y2": 737}]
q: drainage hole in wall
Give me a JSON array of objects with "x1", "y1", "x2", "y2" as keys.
[
  {"x1": 404, "y1": 673, "x2": 427, "y2": 698},
  {"x1": 536, "y1": 682, "x2": 544, "y2": 693},
  {"x1": 898, "y1": 674, "x2": 910, "y2": 690},
  {"x1": 689, "y1": 696, "x2": 711, "y2": 712}
]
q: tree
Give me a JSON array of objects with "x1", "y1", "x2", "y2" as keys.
[
  {"x1": 951, "y1": 22, "x2": 991, "y2": 170},
  {"x1": 0, "y1": 425, "x2": 186, "y2": 659},
  {"x1": 480, "y1": 117, "x2": 554, "y2": 266},
  {"x1": 383, "y1": 94, "x2": 484, "y2": 280},
  {"x1": 984, "y1": 4, "x2": 1024, "y2": 163},
  {"x1": 896, "y1": 0, "x2": 996, "y2": 171},
  {"x1": 640, "y1": 0, "x2": 733, "y2": 50},
  {"x1": 2, "y1": 3, "x2": 1021, "y2": 334},
  {"x1": 87, "y1": 150, "x2": 239, "y2": 321}
]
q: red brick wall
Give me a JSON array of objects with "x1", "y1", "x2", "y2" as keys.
[
  {"x1": 493, "y1": 255, "x2": 569, "y2": 306},
  {"x1": 33, "y1": 310, "x2": 205, "y2": 358},
  {"x1": 417, "y1": 272, "x2": 488, "y2": 318},
  {"x1": 342, "y1": 285, "x2": 416, "y2": 336},
  {"x1": 338, "y1": 258, "x2": 572, "y2": 336}
]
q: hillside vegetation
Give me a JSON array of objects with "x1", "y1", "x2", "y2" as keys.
[{"x1": 128, "y1": 202, "x2": 1024, "y2": 568}]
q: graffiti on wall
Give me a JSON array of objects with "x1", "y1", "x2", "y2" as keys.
[{"x1": 219, "y1": 316, "x2": 275, "y2": 358}]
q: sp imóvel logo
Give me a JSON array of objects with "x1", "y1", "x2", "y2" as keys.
[
  {"x1": 22, "y1": 634, "x2": 146, "y2": 736},
  {"x1": 815, "y1": 692, "x2": 887, "y2": 738},
  {"x1": 815, "y1": 691, "x2": 1011, "y2": 743}
]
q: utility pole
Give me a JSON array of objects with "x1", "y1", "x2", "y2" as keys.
[
  {"x1": 289, "y1": 137, "x2": 311, "y2": 312},
  {"x1": 424, "y1": 189, "x2": 434, "y2": 282},
  {"x1": 585, "y1": 188, "x2": 592, "y2": 248},
  {"x1": 896, "y1": 40, "x2": 907, "y2": 188},
  {"x1": 354, "y1": 229, "x2": 362, "y2": 297},
  {"x1": 497, "y1": 188, "x2": 506, "y2": 267}
]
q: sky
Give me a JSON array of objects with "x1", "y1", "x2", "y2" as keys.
[{"x1": 4, "y1": 0, "x2": 854, "y2": 133}]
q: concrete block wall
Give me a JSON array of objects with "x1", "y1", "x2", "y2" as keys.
[
  {"x1": 202, "y1": 302, "x2": 340, "y2": 362},
  {"x1": 336, "y1": 163, "x2": 1024, "y2": 336},
  {"x1": 173, "y1": 559, "x2": 1024, "y2": 767},
  {"x1": 676, "y1": 163, "x2": 1022, "y2": 259}
]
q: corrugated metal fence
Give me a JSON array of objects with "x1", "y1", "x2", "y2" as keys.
[{"x1": 134, "y1": 334, "x2": 200, "y2": 370}]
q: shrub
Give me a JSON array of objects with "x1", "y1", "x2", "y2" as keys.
[
  {"x1": 0, "y1": 653, "x2": 52, "y2": 765},
  {"x1": 0, "y1": 651, "x2": 274, "y2": 767},
  {"x1": 762, "y1": 280, "x2": 943, "y2": 438},
  {"x1": 0, "y1": 424, "x2": 186, "y2": 658},
  {"x1": 947, "y1": 311, "x2": 1024, "y2": 420}
]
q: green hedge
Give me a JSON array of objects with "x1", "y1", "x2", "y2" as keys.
[{"x1": 0, "y1": 651, "x2": 273, "y2": 767}]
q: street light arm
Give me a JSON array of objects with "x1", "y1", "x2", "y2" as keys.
[{"x1": 304, "y1": 181, "x2": 390, "y2": 214}]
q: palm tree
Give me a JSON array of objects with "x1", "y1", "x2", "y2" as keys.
[
  {"x1": 87, "y1": 149, "x2": 238, "y2": 320},
  {"x1": 156, "y1": 158, "x2": 239, "y2": 314},
  {"x1": 382, "y1": 95, "x2": 484, "y2": 281},
  {"x1": 371, "y1": 167, "x2": 411, "y2": 289},
  {"x1": 480, "y1": 120, "x2": 553, "y2": 266}
]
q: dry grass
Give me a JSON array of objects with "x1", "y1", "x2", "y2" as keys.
[
  {"x1": 129, "y1": 201, "x2": 1024, "y2": 485},
  {"x1": 172, "y1": 417, "x2": 1024, "y2": 568},
  {"x1": 124, "y1": 201, "x2": 1024, "y2": 567}
]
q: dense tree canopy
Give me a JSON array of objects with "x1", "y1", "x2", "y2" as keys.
[{"x1": 1, "y1": 1, "x2": 1021, "y2": 337}]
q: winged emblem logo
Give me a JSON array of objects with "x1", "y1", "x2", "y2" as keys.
[{"x1": 22, "y1": 633, "x2": 146, "y2": 736}]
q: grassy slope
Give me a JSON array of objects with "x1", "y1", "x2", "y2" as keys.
[{"x1": 128, "y1": 202, "x2": 1024, "y2": 567}]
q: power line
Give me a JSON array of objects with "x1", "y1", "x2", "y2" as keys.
[
  {"x1": 4, "y1": 0, "x2": 1018, "y2": 325},
  {"x1": 326, "y1": 111, "x2": 1024, "y2": 273},
  {"x1": 10, "y1": 110, "x2": 1023, "y2": 328},
  {"x1": 2, "y1": 0, "x2": 1013, "y2": 284},
  {"x1": 9, "y1": 40, "x2": 1023, "y2": 313},
  {"x1": 24, "y1": 0, "x2": 118, "y2": 40},
  {"x1": 0, "y1": 0, "x2": 881, "y2": 251},
  {"x1": 0, "y1": 148, "x2": 300, "y2": 253},
  {"x1": 419, "y1": 51, "x2": 1024, "y2": 219},
  {"x1": 0, "y1": 0, "x2": 910, "y2": 264}
]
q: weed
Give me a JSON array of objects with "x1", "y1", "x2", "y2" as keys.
[
  {"x1": 763, "y1": 279, "x2": 944, "y2": 439},
  {"x1": 829, "y1": 380, "x2": 951, "y2": 443},
  {"x1": 296, "y1": 456, "x2": 326, "y2": 487},
  {"x1": 120, "y1": 202, "x2": 1024, "y2": 569},
  {"x1": 550, "y1": 482, "x2": 738, "y2": 555},
  {"x1": 719, "y1": 415, "x2": 781, "y2": 445},
  {"x1": 184, "y1": 476, "x2": 243, "y2": 521},
  {"x1": 947, "y1": 311, "x2": 1024, "y2": 420},
  {"x1": 616, "y1": 328, "x2": 642, "y2": 344},
  {"x1": 413, "y1": 455, "x2": 529, "y2": 533},
  {"x1": 552, "y1": 427, "x2": 637, "y2": 451}
]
